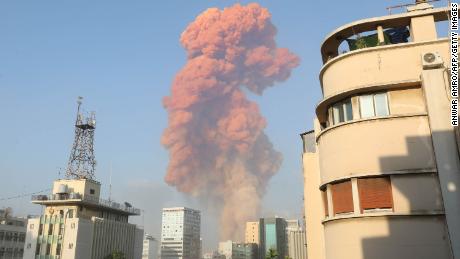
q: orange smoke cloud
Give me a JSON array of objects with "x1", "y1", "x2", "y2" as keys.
[{"x1": 162, "y1": 3, "x2": 299, "y2": 239}]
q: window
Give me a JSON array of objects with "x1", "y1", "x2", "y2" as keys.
[
  {"x1": 56, "y1": 244, "x2": 61, "y2": 255},
  {"x1": 90, "y1": 189, "x2": 95, "y2": 195},
  {"x1": 19, "y1": 233, "x2": 25, "y2": 242},
  {"x1": 331, "y1": 180, "x2": 354, "y2": 215},
  {"x1": 358, "y1": 177, "x2": 393, "y2": 212},
  {"x1": 0, "y1": 231, "x2": 4, "y2": 241},
  {"x1": 35, "y1": 244, "x2": 41, "y2": 255},
  {"x1": 68, "y1": 243, "x2": 74, "y2": 249},
  {"x1": 58, "y1": 224, "x2": 64, "y2": 235},
  {"x1": 38, "y1": 224, "x2": 43, "y2": 235},
  {"x1": 48, "y1": 224, "x2": 53, "y2": 235},
  {"x1": 68, "y1": 209, "x2": 74, "y2": 218},
  {"x1": 46, "y1": 244, "x2": 51, "y2": 255},
  {"x1": 359, "y1": 92, "x2": 389, "y2": 118},
  {"x1": 331, "y1": 98, "x2": 353, "y2": 125}
]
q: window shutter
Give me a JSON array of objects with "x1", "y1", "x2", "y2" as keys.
[
  {"x1": 331, "y1": 181, "x2": 354, "y2": 215},
  {"x1": 358, "y1": 177, "x2": 393, "y2": 212},
  {"x1": 322, "y1": 190, "x2": 329, "y2": 217}
]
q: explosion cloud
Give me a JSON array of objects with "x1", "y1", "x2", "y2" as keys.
[{"x1": 162, "y1": 3, "x2": 299, "y2": 239}]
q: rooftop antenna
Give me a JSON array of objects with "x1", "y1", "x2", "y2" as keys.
[
  {"x1": 65, "y1": 96, "x2": 97, "y2": 180},
  {"x1": 108, "y1": 161, "x2": 113, "y2": 201}
]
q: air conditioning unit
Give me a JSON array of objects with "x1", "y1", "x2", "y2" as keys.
[{"x1": 422, "y1": 52, "x2": 444, "y2": 69}]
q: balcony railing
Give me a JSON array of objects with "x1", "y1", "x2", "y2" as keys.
[{"x1": 31, "y1": 194, "x2": 140, "y2": 215}]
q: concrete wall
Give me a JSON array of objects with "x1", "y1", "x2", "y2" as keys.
[
  {"x1": 23, "y1": 218, "x2": 39, "y2": 259},
  {"x1": 323, "y1": 217, "x2": 451, "y2": 259},
  {"x1": 317, "y1": 115, "x2": 435, "y2": 185},
  {"x1": 320, "y1": 40, "x2": 448, "y2": 100},
  {"x1": 302, "y1": 152, "x2": 325, "y2": 259}
]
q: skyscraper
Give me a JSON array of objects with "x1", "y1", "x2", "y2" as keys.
[
  {"x1": 244, "y1": 222, "x2": 260, "y2": 245},
  {"x1": 259, "y1": 218, "x2": 287, "y2": 259},
  {"x1": 143, "y1": 234, "x2": 158, "y2": 259},
  {"x1": 160, "y1": 207, "x2": 201, "y2": 259},
  {"x1": 285, "y1": 220, "x2": 306, "y2": 259}
]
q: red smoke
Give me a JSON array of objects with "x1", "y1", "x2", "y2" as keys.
[{"x1": 162, "y1": 3, "x2": 299, "y2": 239}]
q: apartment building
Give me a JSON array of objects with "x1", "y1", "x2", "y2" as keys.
[{"x1": 301, "y1": 2, "x2": 459, "y2": 259}]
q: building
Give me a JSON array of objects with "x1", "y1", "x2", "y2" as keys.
[
  {"x1": 0, "y1": 209, "x2": 27, "y2": 259},
  {"x1": 244, "y1": 222, "x2": 259, "y2": 245},
  {"x1": 218, "y1": 241, "x2": 257, "y2": 259},
  {"x1": 285, "y1": 220, "x2": 306, "y2": 259},
  {"x1": 286, "y1": 231, "x2": 306, "y2": 259},
  {"x1": 160, "y1": 207, "x2": 201, "y2": 259},
  {"x1": 285, "y1": 220, "x2": 301, "y2": 232},
  {"x1": 23, "y1": 178, "x2": 144, "y2": 259},
  {"x1": 143, "y1": 234, "x2": 158, "y2": 259},
  {"x1": 202, "y1": 251, "x2": 226, "y2": 259},
  {"x1": 23, "y1": 99, "x2": 143, "y2": 259},
  {"x1": 218, "y1": 240, "x2": 232, "y2": 259},
  {"x1": 259, "y1": 218, "x2": 287, "y2": 259},
  {"x1": 301, "y1": 1, "x2": 459, "y2": 259}
]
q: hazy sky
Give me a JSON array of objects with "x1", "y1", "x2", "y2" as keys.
[{"x1": 0, "y1": 0, "x2": 448, "y2": 251}]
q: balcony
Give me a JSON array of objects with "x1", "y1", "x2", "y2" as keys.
[
  {"x1": 316, "y1": 114, "x2": 436, "y2": 185},
  {"x1": 31, "y1": 193, "x2": 140, "y2": 216}
]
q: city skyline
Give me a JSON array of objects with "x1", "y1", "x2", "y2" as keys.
[{"x1": 0, "y1": 0, "x2": 449, "y2": 252}]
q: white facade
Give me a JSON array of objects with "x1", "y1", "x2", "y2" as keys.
[
  {"x1": 143, "y1": 234, "x2": 158, "y2": 259},
  {"x1": 286, "y1": 219, "x2": 306, "y2": 259},
  {"x1": 160, "y1": 207, "x2": 201, "y2": 259},
  {"x1": 218, "y1": 241, "x2": 232, "y2": 259},
  {"x1": 287, "y1": 231, "x2": 307, "y2": 259},
  {"x1": 23, "y1": 179, "x2": 143, "y2": 259}
]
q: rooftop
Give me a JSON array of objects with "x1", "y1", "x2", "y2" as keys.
[{"x1": 31, "y1": 193, "x2": 140, "y2": 216}]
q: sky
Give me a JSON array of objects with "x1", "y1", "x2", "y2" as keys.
[{"x1": 0, "y1": 0, "x2": 449, "y2": 251}]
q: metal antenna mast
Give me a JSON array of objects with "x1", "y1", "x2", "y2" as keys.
[{"x1": 65, "y1": 97, "x2": 97, "y2": 180}]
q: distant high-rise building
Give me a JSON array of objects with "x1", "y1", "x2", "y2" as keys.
[
  {"x1": 218, "y1": 240, "x2": 257, "y2": 259},
  {"x1": 259, "y1": 218, "x2": 287, "y2": 259},
  {"x1": 284, "y1": 220, "x2": 306, "y2": 259},
  {"x1": 218, "y1": 240, "x2": 233, "y2": 259},
  {"x1": 285, "y1": 220, "x2": 301, "y2": 232},
  {"x1": 244, "y1": 222, "x2": 260, "y2": 245},
  {"x1": 160, "y1": 207, "x2": 201, "y2": 259},
  {"x1": 286, "y1": 231, "x2": 307, "y2": 259},
  {"x1": 143, "y1": 234, "x2": 158, "y2": 259},
  {"x1": 0, "y1": 209, "x2": 27, "y2": 259},
  {"x1": 203, "y1": 251, "x2": 226, "y2": 259}
]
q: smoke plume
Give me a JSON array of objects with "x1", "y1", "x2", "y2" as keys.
[{"x1": 162, "y1": 3, "x2": 299, "y2": 239}]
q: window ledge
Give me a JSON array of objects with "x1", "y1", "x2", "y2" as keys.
[
  {"x1": 316, "y1": 112, "x2": 428, "y2": 141},
  {"x1": 322, "y1": 210, "x2": 445, "y2": 224}
]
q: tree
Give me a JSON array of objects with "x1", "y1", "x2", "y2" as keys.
[
  {"x1": 284, "y1": 256, "x2": 293, "y2": 259},
  {"x1": 266, "y1": 248, "x2": 278, "y2": 259}
]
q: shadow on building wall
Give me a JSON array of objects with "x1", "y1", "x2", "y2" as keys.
[{"x1": 360, "y1": 131, "x2": 458, "y2": 259}]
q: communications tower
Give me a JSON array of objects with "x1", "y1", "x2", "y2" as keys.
[{"x1": 65, "y1": 96, "x2": 97, "y2": 180}]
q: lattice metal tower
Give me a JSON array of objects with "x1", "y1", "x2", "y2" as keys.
[{"x1": 65, "y1": 97, "x2": 97, "y2": 180}]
